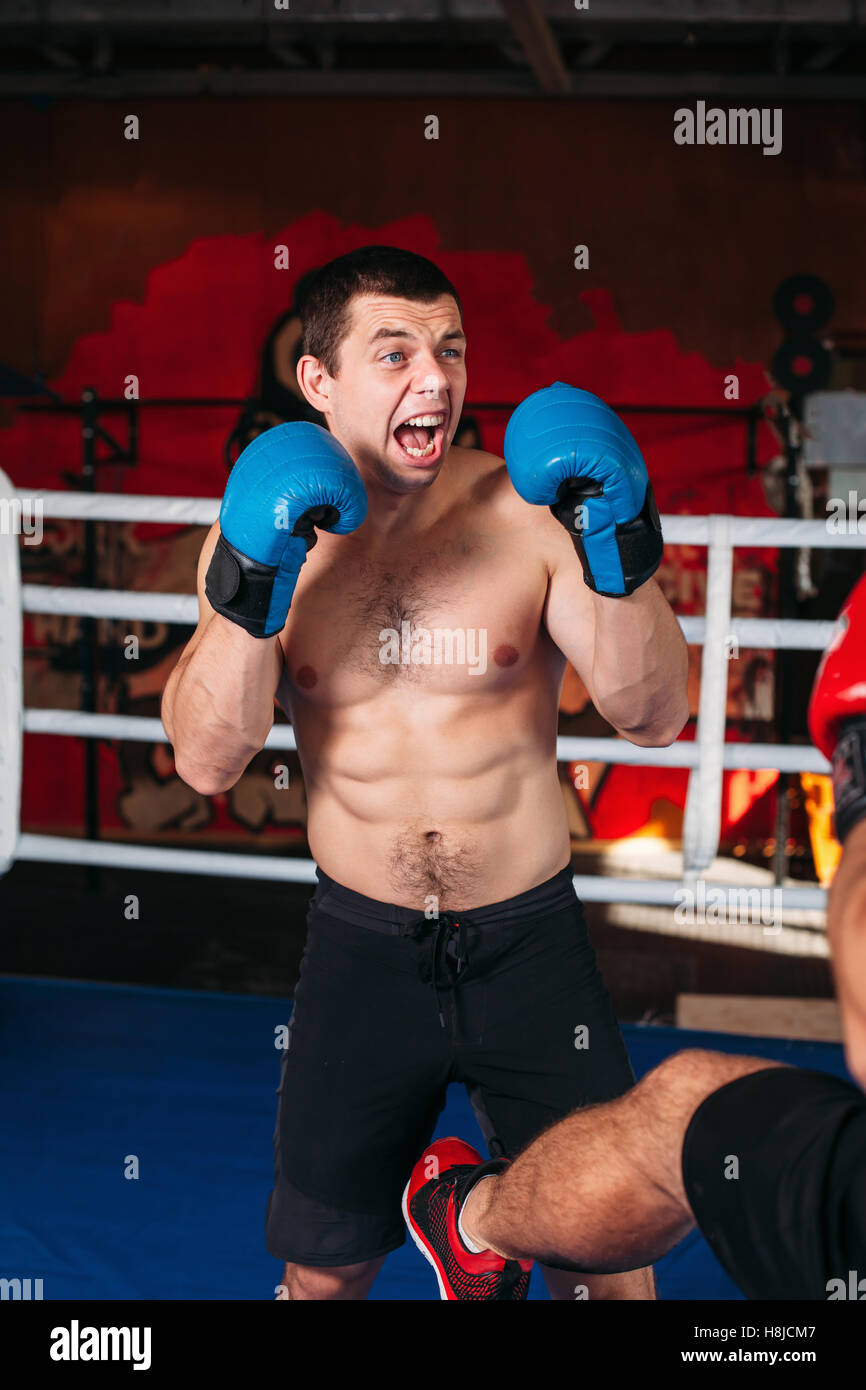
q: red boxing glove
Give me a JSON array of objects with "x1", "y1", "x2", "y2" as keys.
[{"x1": 808, "y1": 574, "x2": 866, "y2": 843}]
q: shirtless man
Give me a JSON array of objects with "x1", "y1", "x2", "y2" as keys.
[{"x1": 161, "y1": 245, "x2": 689, "y2": 1301}]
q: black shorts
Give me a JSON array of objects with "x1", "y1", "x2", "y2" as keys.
[
  {"x1": 265, "y1": 864, "x2": 635, "y2": 1266},
  {"x1": 682, "y1": 1065, "x2": 866, "y2": 1300}
]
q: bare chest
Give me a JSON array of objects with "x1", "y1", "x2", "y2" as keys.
[{"x1": 277, "y1": 528, "x2": 550, "y2": 708}]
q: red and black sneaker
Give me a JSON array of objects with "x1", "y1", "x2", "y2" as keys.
[{"x1": 402, "y1": 1137, "x2": 533, "y2": 1300}]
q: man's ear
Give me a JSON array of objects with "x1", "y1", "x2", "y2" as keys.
[{"x1": 296, "y1": 354, "x2": 332, "y2": 416}]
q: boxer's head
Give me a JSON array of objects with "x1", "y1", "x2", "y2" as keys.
[{"x1": 296, "y1": 246, "x2": 467, "y2": 494}]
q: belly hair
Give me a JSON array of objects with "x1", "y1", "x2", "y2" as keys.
[{"x1": 387, "y1": 824, "x2": 480, "y2": 908}]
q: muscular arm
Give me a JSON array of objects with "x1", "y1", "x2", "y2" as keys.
[
  {"x1": 543, "y1": 525, "x2": 689, "y2": 746},
  {"x1": 826, "y1": 818, "x2": 866, "y2": 1090},
  {"x1": 161, "y1": 521, "x2": 284, "y2": 796}
]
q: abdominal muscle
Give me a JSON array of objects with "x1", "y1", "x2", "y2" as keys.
[{"x1": 293, "y1": 684, "x2": 571, "y2": 911}]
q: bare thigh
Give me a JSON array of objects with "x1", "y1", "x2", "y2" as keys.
[
  {"x1": 637, "y1": 1048, "x2": 789, "y2": 1212},
  {"x1": 478, "y1": 1047, "x2": 790, "y2": 1274}
]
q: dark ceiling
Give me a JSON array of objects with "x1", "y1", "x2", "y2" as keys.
[{"x1": 0, "y1": 0, "x2": 864, "y2": 99}]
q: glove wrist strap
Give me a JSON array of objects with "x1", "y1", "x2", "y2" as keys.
[
  {"x1": 204, "y1": 532, "x2": 279, "y2": 639},
  {"x1": 832, "y1": 715, "x2": 866, "y2": 844},
  {"x1": 551, "y1": 479, "x2": 664, "y2": 597}
]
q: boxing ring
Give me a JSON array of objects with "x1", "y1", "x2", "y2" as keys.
[
  {"x1": 0, "y1": 473, "x2": 854, "y2": 908},
  {"x1": 0, "y1": 470, "x2": 862, "y2": 1299}
]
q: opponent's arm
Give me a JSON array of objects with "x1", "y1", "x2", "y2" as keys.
[
  {"x1": 508, "y1": 382, "x2": 688, "y2": 746},
  {"x1": 808, "y1": 574, "x2": 866, "y2": 1089}
]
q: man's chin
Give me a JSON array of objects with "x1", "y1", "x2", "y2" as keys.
[{"x1": 373, "y1": 457, "x2": 443, "y2": 493}]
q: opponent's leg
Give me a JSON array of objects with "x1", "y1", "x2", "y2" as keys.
[
  {"x1": 462, "y1": 1048, "x2": 787, "y2": 1273},
  {"x1": 276, "y1": 1256, "x2": 386, "y2": 1301},
  {"x1": 540, "y1": 1262, "x2": 655, "y2": 1301},
  {"x1": 588, "y1": 1265, "x2": 656, "y2": 1299}
]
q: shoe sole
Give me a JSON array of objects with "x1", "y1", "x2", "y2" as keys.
[{"x1": 401, "y1": 1177, "x2": 451, "y2": 1302}]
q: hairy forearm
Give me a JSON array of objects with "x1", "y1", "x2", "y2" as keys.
[
  {"x1": 590, "y1": 579, "x2": 689, "y2": 744},
  {"x1": 162, "y1": 615, "x2": 282, "y2": 795}
]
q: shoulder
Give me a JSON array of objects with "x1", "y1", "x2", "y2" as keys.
[
  {"x1": 451, "y1": 444, "x2": 528, "y2": 517},
  {"x1": 450, "y1": 445, "x2": 574, "y2": 566}
]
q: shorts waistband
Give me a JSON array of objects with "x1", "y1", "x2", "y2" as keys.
[{"x1": 310, "y1": 863, "x2": 577, "y2": 934}]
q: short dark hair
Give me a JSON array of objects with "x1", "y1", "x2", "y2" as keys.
[{"x1": 300, "y1": 245, "x2": 462, "y2": 377}]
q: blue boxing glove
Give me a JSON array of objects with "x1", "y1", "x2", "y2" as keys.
[
  {"x1": 504, "y1": 382, "x2": 663, "y2": 597},
  {"x1": 205, "y1": 422, "x2": 368, "y2": 638}
]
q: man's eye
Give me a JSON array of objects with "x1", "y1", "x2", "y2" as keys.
[
  {"x1": 442, "y1": 348, "x2": 462, "y2": 358},
  {"x1": 383, "y1": 351, "x2": 404, "y2": 363}
]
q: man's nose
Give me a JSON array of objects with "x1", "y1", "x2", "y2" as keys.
[{"x1": 410, "y1": 354, "x2": 450, "y2": 402}]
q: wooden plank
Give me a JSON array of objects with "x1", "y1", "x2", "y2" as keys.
[{"x1": 676, "y1": 993, "x2": 842, "y2": 1042}]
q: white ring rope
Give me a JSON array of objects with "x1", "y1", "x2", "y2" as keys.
[
  {"x1": 23, "y1": 586, "x2": 199, "y2": 624},
  {"x1": 16, "y1": 492, "x2": 866, "y2": 550},
  {"x1": 10, "y1": 833, "x2": 827, "y2": 912},
  {"x1": 16, "y1": 832, "x2": 319, "y2": 883},
  {"x1": 4, "y1": 480, "x2": 865, "y2": 913},
  {"x1": 20, "y1": 709, "x2": 830, "y2": 774},
  {"x1": 23, "y1": 493, "x2": 866, "y2": 548},
  {"x1": 683, "y1": 514, "x2": 733, "y2": 874},
  {"x1": 32, "y1": 491, "x2": 218, "y2": 526},
  {"x1": 19, "y1": 585, "x2": 838, "y2": 651}
]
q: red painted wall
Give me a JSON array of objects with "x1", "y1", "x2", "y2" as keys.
[{"x1": 3, "y1": 95, "x2": 860, "y2": 853}]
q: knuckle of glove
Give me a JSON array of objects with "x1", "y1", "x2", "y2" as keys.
[
  {"x1": 505, "y1": 381, "x2": 662, "y2": 596},
  {"x1": 207, "y1": 422, "x2": 367, "y2": 638},
  {"x1": 221, "y1": 422, "x2": 368, "y2": 564},
  {"x1": 505, "y1": 382, "x2": 647, "y2": 512}
]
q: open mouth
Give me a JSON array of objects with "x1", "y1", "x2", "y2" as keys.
[{"x1": 392, "y1": 411, "x2": 447, "y2": 462}]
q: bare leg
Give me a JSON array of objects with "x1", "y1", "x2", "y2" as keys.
[
  {"x1": 541, "y1": 1263, "x2": 656, "y2": 1301},
  {"x1": 275, "y1": 1255, "x2": 387, "y2": 1300},
  {"x1": 463, "y1": 1049, "x2": 788, "y2": 1274}
]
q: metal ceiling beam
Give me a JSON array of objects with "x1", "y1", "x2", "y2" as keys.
[
  {"x1": 0, "y1": 0, "x2": 862, "y2": 22},
  {"x1": 803, "y1": 44, "x2": 848, "y2": 73},
  {"x1": 91, "y1": 32, "x2": 113, "y2": 73},
  {"x1": 1, "y1": 69, "x2": 865, "y2": 98},
  {"x1": 544, "y1": 0, "x2": 861, "y2": 18},
  {"x1": 36, "y1": 45, "x2": 79, "y2": 70},
  {"x1": 500, "y1": 0, "x2": 571, "y2": 94},
  {"x1": 267, "y1": 41, "x2": 309, "y2": 69},
  {"x1": 575, "y1": 42, "x2": 615, "y2": 71}
]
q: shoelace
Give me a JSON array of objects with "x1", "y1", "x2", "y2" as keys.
[{"x1": 404, "y1": 911, "x2": 472, "y2": 1027}]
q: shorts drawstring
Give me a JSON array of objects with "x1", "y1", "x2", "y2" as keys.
[{"x1": 405, "y1": 911, "x2": 472, "y2": 1028}]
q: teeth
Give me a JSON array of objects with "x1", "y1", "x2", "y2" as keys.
[
  {"x1": 402, "y1": 438, "x2": 436, "y2": 458},
  {"x1": 404, "y1": 414, "x2": 444, "y2": 427}
]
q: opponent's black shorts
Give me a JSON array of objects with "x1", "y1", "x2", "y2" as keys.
[
  {"x1": 682, "y1": 1065, "x2": 866, "y2": 1300},
  {"x1": 265, "y1": 863, "x2": 635, "y2": 1266}
]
